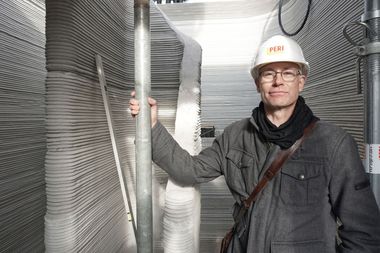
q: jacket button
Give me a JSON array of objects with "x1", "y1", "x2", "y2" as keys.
[{"x1": 298, "y1": 174, "x2": 305, "y2": 180}]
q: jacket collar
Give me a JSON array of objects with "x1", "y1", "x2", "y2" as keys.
[{"x1": 249, "y1": 116, "x2": 260, "y2": 132}]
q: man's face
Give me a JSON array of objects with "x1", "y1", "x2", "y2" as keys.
[{"x1": 255, "y1": 62, "x2": 305, "y2": 113}]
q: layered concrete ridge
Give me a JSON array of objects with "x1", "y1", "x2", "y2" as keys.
[{"x1": 0, "y1": 1, "x2": 46, "y2": 252}]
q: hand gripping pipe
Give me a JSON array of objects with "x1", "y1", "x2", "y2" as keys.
[
  {"x1": 134, "y1": 0, "x2": 153, "y2": 252},
  {"x1": 363, "y1": 0, "x2": 380, "y2": 206}
]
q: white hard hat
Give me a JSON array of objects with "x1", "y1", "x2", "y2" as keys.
[{"x1": 250, "y1": 35, "x2": 309, "y2": 79}]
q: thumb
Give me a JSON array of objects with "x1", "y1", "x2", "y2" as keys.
[
  {"x1": 148, "y1": 97, "x2": 157, "y2": 107},
  {"x1": 147, "y1": 97, "x2": 158, "y2": 127}
]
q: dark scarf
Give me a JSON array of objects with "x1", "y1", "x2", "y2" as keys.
[{"x1": 252, "y1": 96, "x2": 318, "y2": 149}]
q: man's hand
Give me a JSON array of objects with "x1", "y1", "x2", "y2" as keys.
[{"x1": 129, "y1": 90, "x2": 158, "y2": 128}]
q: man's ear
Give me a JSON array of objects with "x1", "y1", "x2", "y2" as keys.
[{"x1": 298, "y1": 75, "x2": 306, "y2": 92}]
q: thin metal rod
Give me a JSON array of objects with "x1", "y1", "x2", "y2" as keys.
[
  {"x1": 95, "y1": 54, "x2": 137, "y2": 237},
  {"x1": 134, "y1": 0, "x2": 153, "y2": 252}
]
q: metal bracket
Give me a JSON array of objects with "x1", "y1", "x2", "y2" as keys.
[
  {"x1": 353, "y1": 42, "x2": 380, "y2": 93},
  {"x1": 343, "y1": 21, "x2": 379, "y2": 94},
  {"x1": 343, "y1": 21, "x2": 377, "y2": 46},
  {"x1": 354, "y1": 42, "x2": 380, "y2": 56}
]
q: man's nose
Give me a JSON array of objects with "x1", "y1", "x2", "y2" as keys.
[{"x1": 273, "y1": 72, "x2": 284, "y2": 85}]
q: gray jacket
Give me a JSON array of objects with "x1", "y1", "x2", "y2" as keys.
[{"x1": 152, "y1": 117, "x2": 380, "y2": 253}]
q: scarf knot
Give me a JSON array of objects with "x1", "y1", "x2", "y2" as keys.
[{"x1": 252, "y1": 96, "x2": 318, "y2": 149}]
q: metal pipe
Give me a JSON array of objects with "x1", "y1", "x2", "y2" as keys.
[
  {"x1": 134, "y1": 0, "x2": 153, "y2": 252},
  {"x1": 363, "y1": 0, "x2": 380, "y2": 206}
]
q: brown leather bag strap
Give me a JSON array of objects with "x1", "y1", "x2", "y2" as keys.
[{"x1": 235, "y1": 118, "x2": 318, "y2": 221}]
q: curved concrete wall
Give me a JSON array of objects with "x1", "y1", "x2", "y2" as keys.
[
  {"x1": 0, "y1": 1, "x2": 46, "y2": 251},
  {"x1": 44, "y1": 0, "x2": 201, "y2": 252}
]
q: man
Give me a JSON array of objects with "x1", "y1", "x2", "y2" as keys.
[{"x1": 129, "y1": 35, "x2": 380, "y2": 252}]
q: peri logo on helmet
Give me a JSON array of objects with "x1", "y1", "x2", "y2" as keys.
[{"x1": 266, "y1": 45, "x2": 285, "y2": 55}]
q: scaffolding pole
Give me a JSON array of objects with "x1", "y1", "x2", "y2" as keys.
[
  {"x1": 134, "y1": 0, "x2": 153, "y2": 252},
  {"x1": 363, "y1": 0, "x2": 380, "y2": 206}
]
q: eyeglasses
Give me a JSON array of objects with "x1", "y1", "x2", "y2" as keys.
[{"x1": 259, "y1": 69, "x2": 301, "y2": 82}]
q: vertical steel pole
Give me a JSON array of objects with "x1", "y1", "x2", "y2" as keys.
[
  {"x1": 363, "y1": 0, "x2": 380, "y2": 206},
  {"x1": 134, "y1": 0, "x2": 153, "y2": 252}
]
